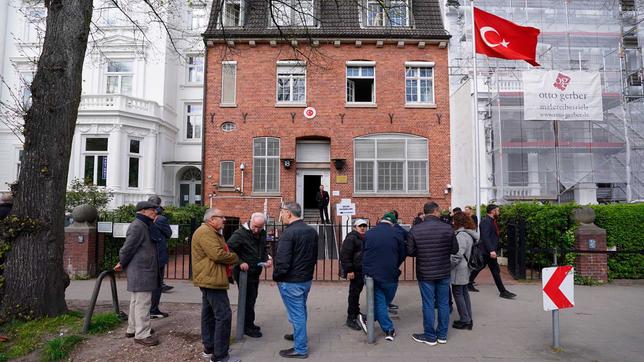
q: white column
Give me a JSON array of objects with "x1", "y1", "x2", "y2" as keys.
[
  {"x1": 106, "y1": 126, "x2": 123, "y2": 191},
  {"x1": 143, "y1": 129, "x2": 158, "y2": 193}
]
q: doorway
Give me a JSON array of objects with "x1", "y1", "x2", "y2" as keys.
[
  {"x1": 178, "y1": 167, "x2": 202, "y2": 206},
  {"x1": 303, "y1": 175, "x2": 322, "y2": 210},
  {"x1": 296, "y1": 169, "x2": 330, "y2": 221}
]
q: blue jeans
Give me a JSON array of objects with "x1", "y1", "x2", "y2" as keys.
[
  {"x1": 418, "y1": 277, "x2": 450, "y2": 341},
  {"x1": 278, "y1": 281, "x2": 312, "y2": 355},
  {"x1": 374, "y1": 281, "x2": 398, "y2": 333}
]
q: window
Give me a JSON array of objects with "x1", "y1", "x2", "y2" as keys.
[
  {"x1": 276, "y1": 62, "x2": 306, "y2": 104},
  {"x1": 222, "y1": 0, "x2": 244, "y2": 27},
  {"x1": 187, "y1": 56, "x2": 204, "y2": 83},
  {"x1": 84, "y1": 138, "x2": 108, "y2": 186},
  {"x1": 106, "y1": 60, "x2": 133, "y2": 95},
  {"x1": 405, "y1": 63, "x2": 435, "y2": 105},
  {"x1": 22, "y1": 6, "x2": 46, "y2": 42},
  {"x1": 221, "y1": 122, "x2": 237, "y2": 132},
  {"x1": 253, "y1": 137, "x2": 280, "y2": 193},
  {"x1": 346, "y1": 63, "x2": 375, "y2": 104},
  {"x1": 16, "y1": 149, "x2": 24, "y2": 179},
  {"x1": 220, "y1": 161, "x2": 235, "y2": 187},
  {"x1": 270, "y1": 0, "x2": 315, "y2": 27},
  {"x1": 188, "y1": 4, "x2": 208, "y2": 31},
  {"x1": 185, "y1": 104, "x2": 202, "y2": 140},
  {"x1": 221, "y1": 61, "x2": 237, "y2": 105},
  {"x1": 20, "y1": 72, "x2": 34, "y2": 110},
  {"x1": 128, "y1": 139, "x2": 140, "y2": 188},
  {"x1": 354, "y1": 135, "x2": 428, "y2": 194},
  {"x1": 365, "y1": 0, "x2": 409, "y2": 27}
]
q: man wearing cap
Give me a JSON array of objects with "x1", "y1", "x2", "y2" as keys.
[
  {"x1": 339, "y1": 218, "x2": 368, "y2": 330},
  {"x1": 147, "y1": 195, "x2": 173, "y2": 319},
  {"x1": 359, "y1": 212, "x2": 406, "y2": 341},
  {"x1": 114, "y1": 201, "x2": 161, "y2": 347}
]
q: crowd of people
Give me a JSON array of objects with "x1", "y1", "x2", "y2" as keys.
[{"x1": 115, "y1": 198, "x2": 515, "y2": 362}]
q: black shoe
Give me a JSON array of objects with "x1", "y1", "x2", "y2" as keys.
[
  {"x1": 357, "y1": 314, "x2": 368, "y2": 334},
  {"x1": 284, "y1": 334, "x2": 294, "y2": 341},
  {"x1": 161, "y1": 284, "x2": 174, "y2": 293},
  {"x1": 452, "y1": 321, "x2": 472, "y2": 330},
  {"x1": 452, "y1": 321, "x2": 465, "y2": 328},
  {"x1": 244, "y1": 329, "x2": 262, "y2": 338},
  {"x1": 279, "y1": 348, "x2": 308, "y2": 359},
  {"x1": 467, "y1": 284, "x2": 479, "y2": 292},
  {"x1": 500, "y1": 290, "x2": 516, "y2": 299},
  {"x1": 384, "y1": 329, "x2": 396, "y2": 341},
  {"x1": 346, "y1": 318, "x2": 362, "y2": 331},
  {"x1": 247, "y1": 324, "x2": 261, "y2": 332},
  {"x1": 150, "y1": 311, "x2": 169, "y2": 319},
  {"x1": 125, "y1": 328, "x2": 155, "y2": 338}
]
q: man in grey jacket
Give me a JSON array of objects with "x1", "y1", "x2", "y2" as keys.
[{"x1": 114, "y1": 201, "x2": 160, "y2": 347}]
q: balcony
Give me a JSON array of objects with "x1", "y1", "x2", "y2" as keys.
[{"x1": 78, "y1": 94, "x2": 173, "y2": 122}]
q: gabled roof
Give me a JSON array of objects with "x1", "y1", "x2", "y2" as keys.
[{"x1": 203, "y1": 0, "x2": 450, "y2": 40}]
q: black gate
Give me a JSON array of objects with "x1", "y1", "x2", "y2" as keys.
[{"x1": 506, "y1": 218, "x2": 526, "y2": 279}]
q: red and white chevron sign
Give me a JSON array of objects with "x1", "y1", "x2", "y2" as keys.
[{"x1": 542, "y1": 266, "x2": 574, "y2": 311}]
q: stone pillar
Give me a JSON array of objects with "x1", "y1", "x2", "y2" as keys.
[
  {"x1": 572, "y1": 207, "x2": 608, "y2": 283},
  {"x1": 63, "y1": 204, "x2": 99, "y2": 278}
]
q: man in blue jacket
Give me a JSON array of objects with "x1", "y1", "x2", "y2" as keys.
[
  {"x1": 147, "y1": 195, "x2": 173, "y2": 319},
  {"x1": 359, "y1": 212, "x2": 406, "y2": 342}
]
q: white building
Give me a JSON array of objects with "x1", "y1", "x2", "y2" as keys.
[{"x1": 0, "y1": 0, "x2": 209, "y2": 207}]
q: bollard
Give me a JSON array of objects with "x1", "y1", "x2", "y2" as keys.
[
  {"x1": 365, "y1": 276, "x2": 375, "y2": 344},
  {"x1": 551, "y1": 248, "x2": 560, "y2": 349},
  {"x1": 83, "y1": 270, "x2": 121, "y2": 334},
  {"x1": 235, "y1": 270, "x2": 248, "y2": 341}
]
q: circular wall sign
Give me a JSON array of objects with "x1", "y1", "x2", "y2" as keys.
[{"x1": 303, "y1": 107, "x2": 316, "y2": 119}]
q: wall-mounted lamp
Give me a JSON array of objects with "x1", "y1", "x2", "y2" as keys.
[
  {"x1": 239, "y1": 163, "x2": 246, "y2": 171},
  {"x1": 281, "y1": 158, "x2": 294, "y2": 169},
  {"x1": 332, "y1": 159, "x2": 346, "y2": 171}
]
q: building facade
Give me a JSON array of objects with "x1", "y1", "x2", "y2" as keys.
[
  {"x1": 203, "y1": 0, "x2": 451, "y2": 223},
  {"x1": 0, "y1": 0, "x2": 208, "y2": 207}
]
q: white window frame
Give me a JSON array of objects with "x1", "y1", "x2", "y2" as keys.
[
  {"x1": 19, "y1": 71, "x2": 35, "y2": 110},
  {"x1": 353, "y1": 134, "x2": 429, "y2": 195},
  {"x1": 270, "y1": 0, "x2": 316, "y2": 27},
  {"x1": 105, "y1": 59, "x2": 133, "y2": 96},
  {"x1": 188, "y1": 4, "x2": 208, "y2": 31},
  {"x1": 220, "y1": 61, "x2": 237, "y2": 106},
  {"x1": 15, "y1": 148, "x2": 23, "y2": 180},
  {"x1": 364, "y1": 0, "x2": 410, "y2": 27},
  {"x1": 220, "y1": 161, "x2": 235, "y2": 187},
  {"x1": 346, "y1": 61, "x2": 376, "y2": 105},
  {"x1": 22, "y1": 6, "x2": 46, "y2": 42},
  {"x1": 221, "y1": 0, "x2": 244, "y2": 27},
  {"x1": 252, "y1": 137, "x2": 280, "y2": 194},
  {"x1": 187, "y1": 55, "x2": 204, "y2": 84},
  {"x1": 127, "y1": 138, "x2": 141, "y2": 189},
  {"x1": 276, "y1": 61, "x2": 307, "y2": 105},
  {"x1": 185, "y1": 103, "x2": 203, "y2": 141},
  {"x1": 405, "y1": 61, "x2": 435, "y2": 106},
  {"x1": 83, "y1": 137, "x2": 109, "y2": 186}
]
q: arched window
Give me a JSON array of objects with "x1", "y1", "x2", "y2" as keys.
[
  {"x1": 354, "y1": 134, "x2": 428, "y2": 194},
  {"x1": 178, "y1": 167, "x2": 202, "y2": 206}
]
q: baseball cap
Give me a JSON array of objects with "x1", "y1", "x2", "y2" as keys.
[
  {"x1": 381, "y1": 212, "x2": 397, "y2": 224},
  {"x1": 353, "y1": 218, "x2": 368, "y2": 227}
]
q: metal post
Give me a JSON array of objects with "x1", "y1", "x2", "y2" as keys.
[
  {"x1": 470, "y1": 0, "x2": 482, "y2": 224},
  {"x1": 551, "y1": 247, "x2": 560, "y2": 349},
  {"x1": 235, "y1": 270, "x2": 248, "y2": 341},
  {"x1": 365, "y1": 276, "x2": 375, "y2": 344},
  {"x1": 83, "y1": 270, "x2": 121, "y2": 334}
]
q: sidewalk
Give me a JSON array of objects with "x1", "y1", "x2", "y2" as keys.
[{"x1": 67, "y1": 274, "x2": 644, "y2": 362}]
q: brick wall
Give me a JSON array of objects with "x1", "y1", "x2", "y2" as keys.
[
  {"x1": 203, "y1": 42, "x2": 451, "y2": 223},
  {"x1": 63, "y1": 227, "x2": 97, "y2": 278},
  {"x1": 574, "y1": 226, "x2": 608, "y2": 282}
]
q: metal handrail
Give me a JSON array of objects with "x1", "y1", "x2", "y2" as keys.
[{"x1": 82, "y1": 270, "x2": 124, "y2": 334}]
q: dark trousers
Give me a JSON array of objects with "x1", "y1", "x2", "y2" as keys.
[
  {"x1": 452, "y1": 284, "x2": 473, "y2": 323},
  {"x1": 469, "y1": 255, "x2": 507, "y2": 293},
  {"x1": 150, "y1": 264, "x2": 165, "y2": 313},
  {"x1": 236, "y1": 274, "x2": 260, "y2": 331},
  {"x1": 200, "y1": 288, "x2": 232, "y2": 361},
  {"x1": 347, "y1": 271, "x2": 364, "y2": 319},
  {"x1": 318, "y1": 206, "x2": 330, "y2": 223}
]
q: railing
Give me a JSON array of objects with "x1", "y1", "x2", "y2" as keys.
[
  {"x1": 82, "y1": 270, "x2": 125, "y2": 334},
  {"x1": 79, "y1": 94, "x2": 165, "y2": 120}
]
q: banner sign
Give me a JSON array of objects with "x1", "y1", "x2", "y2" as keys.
[{"x1": 523, "y1": 71, "x2": 603, "y2": 121}]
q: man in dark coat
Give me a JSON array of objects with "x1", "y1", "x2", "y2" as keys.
[
  {"x1": 339, "y1": 218, "x2": 368, "y2": 330},
  {"x1": 114, "y1": 201, "x2": 160, "y2": 347},
  {"x1": 147, "y1": 195, "x2": 173, "y2": 319},
  {"x1": 274, "y1": 202, "x2": 318, "y2": 359},
  {"x1": 359, "y1": 212, "x2": 406, "y2": 342},
  {"x1": 0, "y1": 193, "x2": 13, "y2": 220},
  {"x1": 227, "y1": 212, "x2": 271, "y2": 338},
  {"x1": 468, "y1": 205, "x2": 516, "y2": 299},
  {"x1": 407, "y1": 202, "x2": 459, "y2": 346},
  {"x1": 315, "y1": 185, "x2": 330, "y2": 224}
]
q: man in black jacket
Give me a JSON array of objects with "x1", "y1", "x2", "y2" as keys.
[
  {"x1": 227, "y1": 212, "x2": 271, "y2": 338},
  {"x1": 468, "y1": 205, "x2": 516, "y2": 299},
  {"x1": 315, "y1": 185, "x2": 330, "y2": 224},
  {"x1": 273, "y1": 202, "x2": 318, "y2": 359},
  {"x1": 407, "y1": 202, "x2": 459, "y2": 346},
  {"x1": 339, "y1": 218, "x2": 368, "y2": 330},
  {"x1": 147, "y1": 195, "x2": 173, "y2": 320}
]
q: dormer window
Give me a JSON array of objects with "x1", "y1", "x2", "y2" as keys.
[
  {"x1": 222, "y1": 0, "x2": 244, "y2": 27},
  {"x1": 270, "y1": 0, "x2": 316, "y2": 27},
  {"x1": 365, "y1": 0, "x2": 410, "y2": 27}
]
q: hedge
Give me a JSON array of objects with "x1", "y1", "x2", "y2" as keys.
[{"x1": 498, "y1": 202, "x2": 644, "y2": 279}]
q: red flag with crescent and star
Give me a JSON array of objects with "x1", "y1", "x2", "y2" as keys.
[{"x1": 474, "y1": 7, "x2": 541, "y2": 66}]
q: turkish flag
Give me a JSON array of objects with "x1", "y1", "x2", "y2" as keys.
[{"x1": 474, "y1": 7, "x2": 541, "y2": 66}]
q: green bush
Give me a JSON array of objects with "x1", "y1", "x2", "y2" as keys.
[{"x1": 65, "y1": 178, "x2": 113, "y2": 213}]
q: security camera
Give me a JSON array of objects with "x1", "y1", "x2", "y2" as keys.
[
  {"x1": 446, "y1": 184, "x2": 452, "y2": 190},
  {"x1": 240, "y1": 163, "x2": 245, "y2": 171}
]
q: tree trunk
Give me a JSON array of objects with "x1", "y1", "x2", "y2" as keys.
[{"x1": 0, "y1": 0, "x2": 93, "y2": 319}]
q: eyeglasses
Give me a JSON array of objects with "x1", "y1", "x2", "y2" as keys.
[{"x1": 211, "y1": 215, "x2": 226, "y2": 220}]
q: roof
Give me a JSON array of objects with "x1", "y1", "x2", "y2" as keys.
[{"x1": 203, "y1": 0, "x2": 450, "y2": 41}]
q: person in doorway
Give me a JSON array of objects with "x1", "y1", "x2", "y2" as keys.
[
  {"x1": 339, "y1": 218, "x2": 368, "y2": 331},
  {"x1": 0, "y1": 192, "x2": 12, "y2": 220},
  {"x1": 451, "y1": 212, "x2": 478, "y2": 330},
  {"x1": 274, "y1": 202, "x2": 318, "y2": 359},
  {"x1": 227, "y1": 212, "x2": 272, "y2": 338},
  {"x1": 192, "y1": 208, "x2": 240, "y2": 362},
  {"x1": 315, "y1": 185, "x2": 330, "y2": 224},
  {"x1": 147, "y1": 195, "x2": 173, "y2": 320},
  {"x1": 467, "y1": 205, "x2": 516, "y2": 300},
  {"x1": 114, "y1": 201, "x2": 161, "y2": 347}
]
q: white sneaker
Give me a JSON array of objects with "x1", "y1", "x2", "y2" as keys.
[
  {"x1": 201, "y1": 351, "x2": 212, "y2": 360},
  {"x1": 357, "y1": 314, "x2": 368, "y2": 334},
  {"x1": 437, "y1": 338, "x2": 447, "y2": 344}
]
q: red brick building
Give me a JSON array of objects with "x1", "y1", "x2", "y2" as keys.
[{"x1": 202, "y1": 0, "x2": 451, "y2": 224}]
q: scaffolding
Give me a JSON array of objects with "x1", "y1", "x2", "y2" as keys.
[{"x1": 446, "y1": 0, "x2": 644, "y2": 203}]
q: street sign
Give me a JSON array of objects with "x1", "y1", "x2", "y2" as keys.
[
  {"x1": 336, "y1": 199, "x2": 356, "y2": 216},
  {"x1": 303, "y1": 107, "x2": 316, "y2": 119},
  {"x1": 542, "y1": 266, "x2": 574, "y2": 311}
]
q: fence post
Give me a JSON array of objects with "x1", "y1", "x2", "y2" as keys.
[
  {"x1": 365, "y1": 276, "x2": 375, "y2": 344},
  {"x1": 235, "y1": 270, "x2": 248, "y2": 341},
  {"x1": 188, "y1": 217, "x2": 196, "y2": 279}
]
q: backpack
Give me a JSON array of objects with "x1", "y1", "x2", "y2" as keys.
[{"x1": 456, "y1": 231, "x2": 486, "y2": 272}]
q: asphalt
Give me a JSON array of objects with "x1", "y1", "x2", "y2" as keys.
[{"x1": 66, "y1": 274, "x2": 644, "y2": 362}]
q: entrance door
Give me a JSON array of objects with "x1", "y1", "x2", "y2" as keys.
[
  {"x1": 178, "y1": 167, "x2": 202, "y2": 206},
  {"x1": 296, "y1": 169, "x2": 330, "y2": 221}
]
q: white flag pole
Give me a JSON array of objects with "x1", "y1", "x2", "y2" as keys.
[{"x1": 470, "y1": 0, "x2": 482, "y2": 223}]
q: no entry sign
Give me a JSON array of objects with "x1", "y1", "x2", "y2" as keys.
[{"x1": 542, "y1": 266, "x2": 574, "y2": 311}]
